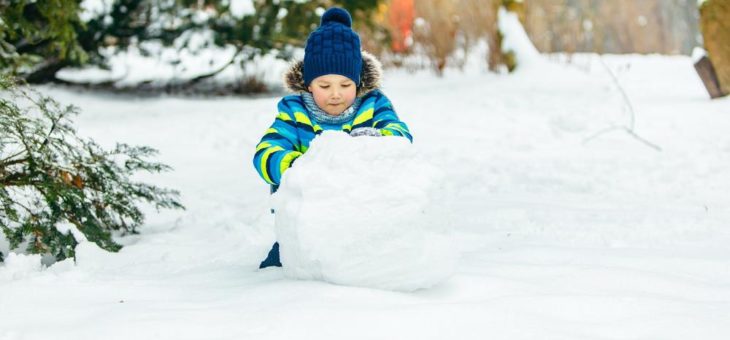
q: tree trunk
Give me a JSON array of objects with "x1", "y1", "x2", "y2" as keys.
[
  {"x1": 487, "y1": 0, "x2": 525, "y2": 72},
  {"x1": 487, "y1": 0, "x2": 502, "y2": 71},
  {"x1": 23, "y1": 58, "x2": 69, "y2": 84},
  {"x1": 700, "y1": 0, "x2": 730, "y2": 97}
]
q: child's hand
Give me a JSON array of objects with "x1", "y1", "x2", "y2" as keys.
[{"x1": 350, "y1": 127, "x2": 382, "y2": 137}]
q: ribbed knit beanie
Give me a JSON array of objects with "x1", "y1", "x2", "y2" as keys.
[{"x1": 303, "y1": 7, "x2": 362, "y2": 86}]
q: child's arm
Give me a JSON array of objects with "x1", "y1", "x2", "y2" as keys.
[
  {"x1": 253, "y1": 99, "x2": 303, "y2": 186},
  {"x1": 370, "y1": 92, "x2": 413, "y2": 142}
]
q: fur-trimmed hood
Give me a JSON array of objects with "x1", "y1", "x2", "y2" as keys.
[{"x1": 283, "y1": 50, "x2": 382, "y2": 97}]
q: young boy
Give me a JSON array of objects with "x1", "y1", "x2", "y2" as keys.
[{"x1": 253, "y1": 7, "x2": 412, "y2": 268}]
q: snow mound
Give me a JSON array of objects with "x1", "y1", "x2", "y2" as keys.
[
  {"x1": 498, "y1": 6, "x2": 545, "y2": 70},
  {"x1": 272, "y1": 132, "x2": 456, "y2": 292},
  {"x1": 0, "y1": 253, "x2": 43, "y2": 281}
]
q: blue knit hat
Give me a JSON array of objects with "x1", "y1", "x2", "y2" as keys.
[{"x1": 303, "y1": 8, "x2": 362, "y2": 87}]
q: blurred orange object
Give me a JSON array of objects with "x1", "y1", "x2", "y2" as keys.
[{"x1": 388, "y1": 0, "x2": 414, "y2": 53}]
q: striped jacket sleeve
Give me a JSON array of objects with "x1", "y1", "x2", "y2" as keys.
[
  {"x1": 371, "y1": 92, "x2": 413, "y2": 142},
  {"x1": 253, "y1": 99, "x2": 303, "y2": 185}
]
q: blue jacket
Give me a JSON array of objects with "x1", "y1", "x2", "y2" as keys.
[{"x1": 253, "y1": 53, "x2": 412, "y2": 186}]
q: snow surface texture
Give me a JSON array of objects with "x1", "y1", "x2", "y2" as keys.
[
  {"x1": 2, "y1": 46, "x2": 730, "y2": 340},
  {"x1": 273, "y1": 132, "x2": 456, "y2": 291}
]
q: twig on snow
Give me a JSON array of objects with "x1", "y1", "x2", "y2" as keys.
[{"x1": 583, "y1": 57, "x2": 662, "y2": 152}]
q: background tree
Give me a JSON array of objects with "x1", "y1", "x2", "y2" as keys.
[
  {"x1": 381, "y1": 0, "x2": 701, "y2": 73},
  {"x1": 0, "y1": 0, "x2": 88, "y2": 83},
  {"x1": 0, "y1": 0, "x2": 383, "y2": 86},
  {"x1": 412, "y1": 0, "x2": 458, "y2": 75},
  {"x1": 699, "y1": 0, "x2": 730, "y2": 97},
  {"x1": 409, "y1": 0, "x2": 523, "y2": 74}
]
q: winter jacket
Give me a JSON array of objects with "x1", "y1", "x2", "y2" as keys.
[{"x1": 253, "y1": 52, "x2": 412, "y2": 186}]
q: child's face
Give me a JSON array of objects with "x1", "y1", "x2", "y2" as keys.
[{"x1": 307, "y1": 74, "x2": 357, "y2": 115}]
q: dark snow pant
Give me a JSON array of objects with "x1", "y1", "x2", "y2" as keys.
[
  {"x1": 259, "y1": 184, "x2": 282, "y2": 269},
  {"x1": 259, "y1": 242, "x2": 281, "y2": 268}
]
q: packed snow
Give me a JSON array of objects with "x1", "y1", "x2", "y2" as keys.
[
  {"x1": 274, "y1": 132, "x2": 455, "y2": 291},
  {"x1": 1, "y1": 51, "x2": 730, "y2": 339},
  {"x1": 56, "y1": 42, "x2": 291, "y2": 90}
]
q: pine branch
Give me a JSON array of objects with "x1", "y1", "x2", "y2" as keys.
[
  {"x1": 1, "y1": 76, "x2": 184, "y2": 262},
  {"x1": 0, "y1": 156, "x2": 29, "y2": 168}
]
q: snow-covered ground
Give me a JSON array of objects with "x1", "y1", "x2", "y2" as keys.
[{"x1": 2, "y1": 53, "x2": 730, "y2": 339}]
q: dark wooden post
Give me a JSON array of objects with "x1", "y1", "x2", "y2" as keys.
[{"x1": 694, "y1": 56, "x2": 727, "y2": 99}]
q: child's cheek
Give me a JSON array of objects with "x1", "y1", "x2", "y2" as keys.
[{"x1": 345, "y1": 88, "x2": 356, "y2": 103}]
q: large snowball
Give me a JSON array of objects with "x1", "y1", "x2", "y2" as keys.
[{"x1": 272, "y1": 131, "x2": 456, "y2": 292}]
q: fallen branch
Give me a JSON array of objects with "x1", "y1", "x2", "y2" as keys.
[
  {"x1": 583, "y1": 57, "x2": 662, "y2": 152},
  {"x1": 583, "y1": 125, "x2": 662, "y2": 152}
]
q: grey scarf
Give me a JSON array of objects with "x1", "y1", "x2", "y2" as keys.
[{"x1": 302, "y1": 92, "x2": 361, "y2": 125}]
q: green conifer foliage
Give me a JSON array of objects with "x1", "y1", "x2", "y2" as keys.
[
  {"x1": 0, "y1": 76, "x2": 184, "y2": 262},
  {"x1": 0, "y1": 0, "x2": 88, "y2": 81},
  {"x1": 1, "y1": 0, "x2": 383, "y2": 85}
]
